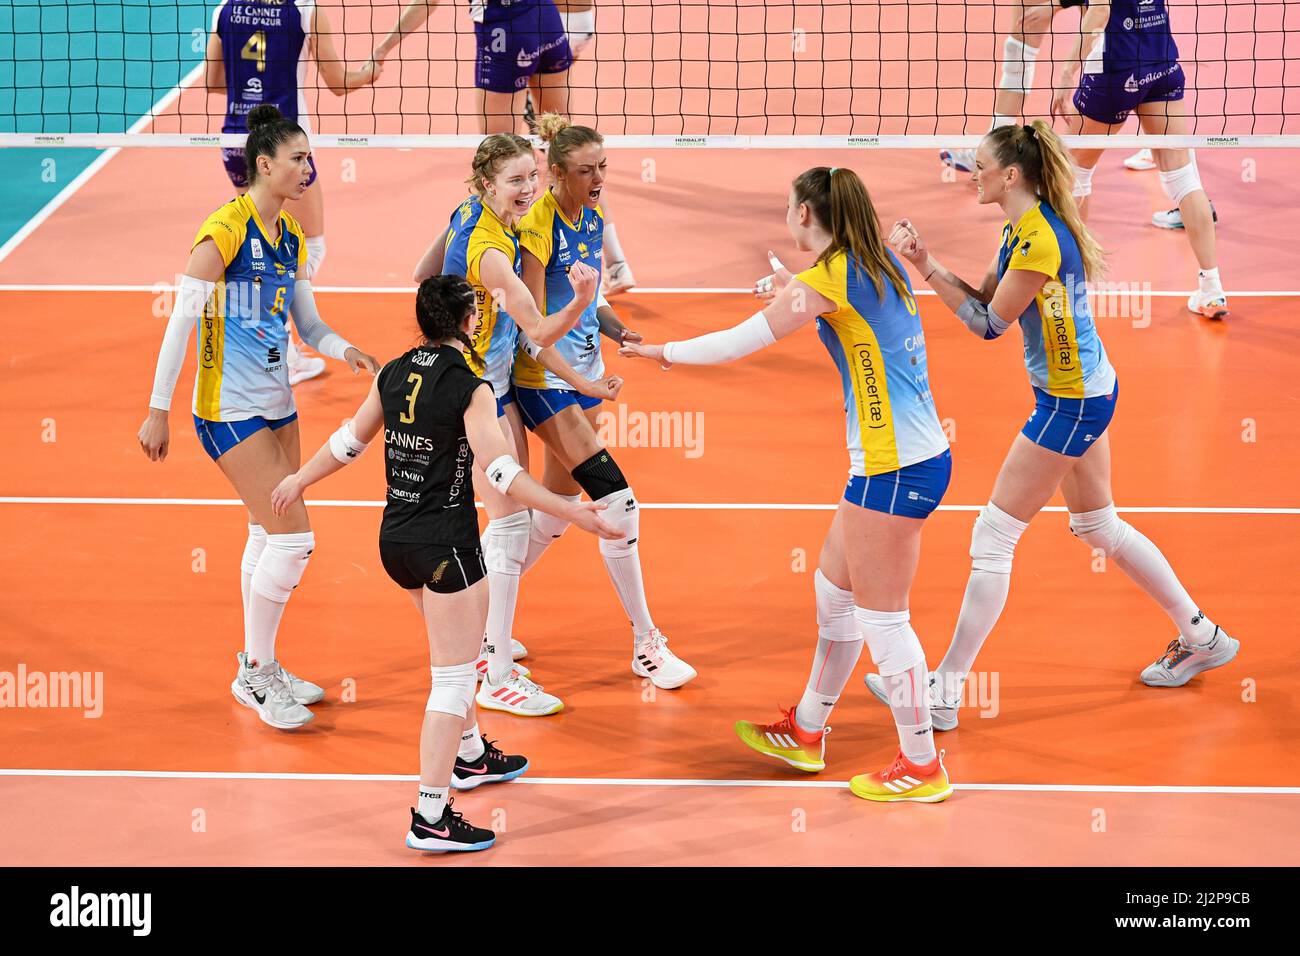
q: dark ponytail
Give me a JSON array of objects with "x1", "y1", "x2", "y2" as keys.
[
  {"x1": 415, "y1": 275, "x2": 480, "y2": 364},
  {"x1": 244, "y1": 105, "x2": 307, "y2": 184}
]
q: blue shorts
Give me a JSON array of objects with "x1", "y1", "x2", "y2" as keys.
[
  {"x1": 1021, "y1": 380, "x2": 1119, "y2": 457},
  {"x1": 1073, "y1": 64, "x2": 1184, "y2": 126},
  {"x1": 514, "y1": 386, "x2": 602, "y2": 430},
  {"x1": 843, "y1": 450, "x2": 952, "y2": 519},
  {"x1": 222, "y1": 148, "x2": 318, "y2": 190},
  {"x1": 194, "y1": 413, "x2": 298, "y2": 461},
  {"x1": 495, "y1": 389, "x2": 516, "y2": 418},
  {"x1": 474, "y1": 4, "x2": 572, "y2": 93}
]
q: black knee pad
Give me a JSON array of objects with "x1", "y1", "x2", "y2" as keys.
[{"x1": 571, "y1": 450, "x2": 629, "y2": 501}]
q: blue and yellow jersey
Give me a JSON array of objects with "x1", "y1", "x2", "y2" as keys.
[
  {"x1": 798, "y1": 250, "x2": 949, "y2": 477},
  {"x1": 441, "y1": 195, "x2": 521, "y2": 397},
  {"x1": 513, "y1": 188, "x2": 604, "y2": 390},
  {"x1": 997, "y1": 201, "x2": 1116, "y2": 399},
  {"x1": 192, "y1": 193, "x2": 306, "y2": 422}
]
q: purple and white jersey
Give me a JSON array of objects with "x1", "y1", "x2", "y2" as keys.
[
  {"x1": 213, "y1": 0, "x2": 315, "y2": 134},
  {"x1": 1083, "y1": 0, "x2": 1180, "y2": 75}
]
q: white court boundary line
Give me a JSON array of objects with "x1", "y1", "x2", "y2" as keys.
[
  {"x1": 1, "y1": 283, "x2": 1298, "y2": 298},
  {"x1": 0, "y1": 768, "x2": 1295, "y2": 795},
  {"x1": 0, "y1": 65, "x2": 205, "y2": 267},
  {"x1": 0, "y1": 497, "x2": 1295, "y2": 515}
]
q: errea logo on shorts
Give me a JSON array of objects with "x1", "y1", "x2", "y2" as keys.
[{"x1": 50, "y1": 886, "x2": 151, "y2": 936}]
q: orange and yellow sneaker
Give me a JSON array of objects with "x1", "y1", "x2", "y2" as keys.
[
  {"x1": 734, "y1": 707, "x2": 830, "y2": 772},
  {"x1": 849, "y1": 749, "x2": 953, "y2": 803}
]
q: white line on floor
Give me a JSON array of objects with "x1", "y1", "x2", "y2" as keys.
[{"x1": 0, "y1": 768, "x2": 1295, "y2": 794}]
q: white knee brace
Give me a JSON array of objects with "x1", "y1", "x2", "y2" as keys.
[
  {"x1": 1069, "y1": 503, "x2": 1133, "y2": 557},
  {"x1": 596, "y1": 488, "x2": 639, "y2": 559},
  {"x1": 814, "y1": 569, "x2": 858, "y2": 642},
  {"x1": 241, "y1": 523, "x2": 268, "y2": 578},
  {"x1": 970, "y1": 503, "x2": 1027, "y2": 574},
  {"x1": 251, "y1": 531, "x2": 315, "y2": 602},
  {"x1": 483, "y1": 511, "x2": 531, "y2": 575},
  {"x1": 1158, "y1": 160, "x2": 1203, "y2": 206},
  {"x1": 999, "y1": 37, "x2": 1039, "y2": 94},
  {"x1": 426, "y1": 662, "x2": 477, "y2": 717},
  {"x1": 1072, "y1": 163, "x2": 1096, "y2": 198},
  {"x1": 854, "y1": 607, "x2": 925, "y2": 678}
]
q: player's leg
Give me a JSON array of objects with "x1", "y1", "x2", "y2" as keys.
[
  {"x1": 1138, "y1": 92, "x2": 1228, "y2": 319},
  {"x1": 473, "y1": 404, "x2": 562, "y2": 714},
  {"x1": 927, "y1": 434, "x2": 1074, "y2": 726},
  {"x1": 734, "y1": 506, "x2": 857, "y2": 772},
  {"x1": 528, "y1": 0, "x2": 573, "y2": 121},
  {"x1": 473, "y1": 12, "x2": 527, "y2": 134},
  {"x1": 555, "y1": 0, "x2": 596, "y2": 59},
  {"x1": 520, "y1": 443, "x2": 583, "y2": 575},
  {"x1": 406, "y1": 577, "x2": 497, "y2": 852},
  {"x1": 1060, "y1": 432, "x2": 1238, "y2": 686},
  {"x1": 597, "y1": 195, "x2": 636, "y2": 296},
  {"x1": 211, "y1": 421, "x2": 316, "y2": 729},
  {"x1": 1064, "y1": 74, "x2": 1129, "y2": 222}
]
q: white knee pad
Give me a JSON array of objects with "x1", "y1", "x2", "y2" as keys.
[
  {"x1": 1072, "y1": 163, "x2": 1096, "y2": 198},
  {"x1": 483, "y1": 511, "x2": 530, "y2": 575},
  {"x1": 999, "y1": 37, "x2": 1039, "y2": 94},
  {"x1": 305, "y1": 235, "x2": 326, "y2": 280},
  {"x1": 251, "y1": 531, "x2": 315, "y2": 602},
  {"x1": 814, "y1": 568, "x2": 857, "y2": 642},
  {"x1": 854, "y1": 607, "x2": 925, "y2": 678},
  {"x1": 531, "y1": 498, "x2": 577, "y2": 545},
  {"x1": 426, "y1": 662, "x2": 476, "y2": 717},
  {"x1": 241, "y1": 523, "x2": 267, "y2": 577},
  {"x1": 1069, "y1": 503, "x2": 1133, "y2": 557},
  {"x1": 970, "y1": 503, "x2": 1027, "y2": 574},
  {"x1": 1158, "y1": 161, "x2": 1203, "y2": 206},
  {"x1": 596, "y1": 488, "x2": 639, "y2": 559}
]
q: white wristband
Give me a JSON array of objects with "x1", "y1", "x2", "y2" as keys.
[
  {"x1": 328, "y1": 421, "x2": 368, "y2": 463},
  {"x1": 484, "y1": 454, "x2": 524, "y2": 495}
]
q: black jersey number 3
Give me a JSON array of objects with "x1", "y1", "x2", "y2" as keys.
[{"x1": 400, "y1": 372, "x2": 423, "y2": 424}]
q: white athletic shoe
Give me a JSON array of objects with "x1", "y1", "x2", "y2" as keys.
[
  {"x1": 631, "y1": 629, "x2": 697, "y2": 689},
  {"x1": 1187, "y1": 289, "x2": 1230, "y2": 320},
  {"x1": 939, "y1": 148, "x2": 976, "y2": 173},
  {"x1": 1124, "y1": 148, "x2": 1156, "y2": 170},
  {"x1": 231, "y1": 658, "x2": 315, "y2": 730},
  {"x1": 287, "y1": 353, "x2": 326, "y2": 386},
  {"x1": 236, "y1": 651, "x2": 323, "y2": 704},
  {"x1": 473, "y1": 636, "x2": 530, "y2": 682},
  {"x1": 474, "y1": 655, "x2": 530, "y2": 682},
  {"x1": 864, "y1": 672, "x2": 960, "y2": 732},
  {"x1": 476, "y1": 668, "x2": 564, "y2": 716},
  {"x1": 601, "y1": 259, "x2": 636, "y2": 296},
  {"x1": 1140, "y1": 626, "x2": 1240, "y2": 687},
  {"x1": 1152, "y1": 201, "x2": 1217, "y2": 230},
  {"x1": 511, "y1": 638, "x2": 527, "y2": 661}
]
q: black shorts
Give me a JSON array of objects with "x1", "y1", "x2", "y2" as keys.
[{"x1": 379, "y1": 540, "x2": 486, "y2": 593}]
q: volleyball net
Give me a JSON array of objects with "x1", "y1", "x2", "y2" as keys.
[{"x1": 0, "y1": 0, "x2": 1296, "y2": 149}]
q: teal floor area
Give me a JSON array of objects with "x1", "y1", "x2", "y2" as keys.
[{"x1": 0, "y1": 0, "x2": 208, "y2": 248}]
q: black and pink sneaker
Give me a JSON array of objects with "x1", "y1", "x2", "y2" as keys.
[
  {"x1": 405, "y1": 803, "x2": 496, "y2": 853},
  {"x1": 451, "y1": 737, "x2": 529, "y2": 791}
]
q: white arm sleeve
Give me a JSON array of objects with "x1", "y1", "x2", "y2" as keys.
[
  {"x1": 149, "y1": 275, "x2": 214, "y2": 411},
  {"x1": 290, "y1": 280, "x2": 354, "y2": 360},
  {"x1": 662, "y1": 312, "x2": 777, "y2": 366}
]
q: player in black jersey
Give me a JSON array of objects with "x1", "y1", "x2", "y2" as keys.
[{"x1": 272, "y1": 275, "x2": 618, "y2": 853}]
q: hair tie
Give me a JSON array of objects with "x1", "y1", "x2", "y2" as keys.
[{"x1": 828, "y1": 167, "x2": 838, "y2": 176}]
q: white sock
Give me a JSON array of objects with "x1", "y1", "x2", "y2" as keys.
[
  {"x1": 934, "y1": 570, "x2": 1009, "y2": 692},
  {"x1": 483, "y1": 512, "x2": 530, "y2": 684},
  {"x1": 1198, "y1": 267, "x2": 1223, "y2": 296},
  {"x1": 240, "y1": 523, "x2": 267, "y2": 633},
  {"x1": 521, "y1": 497, "x2": 579, "y2": 575},
  {"x1": 247, "y1": 531, "x2": 315, "y2": 665},
  {"x1": 417, "y1": 786, "x2": 449, "y2": 824},
  {"x1": 884, "y1": 660, "x2": 936, "y2": 764},
  {"x1": 603, "y1": 221, "x2": 628, "y2": 264},
  {"x1": 458, "y1": 724, "x2": 485, "y2": 760},
  {"x1": 595, "y1": 488, "x2": 656, "y2": 636},
  {"x1": 794, "y1": 570, "x2": 862, "y2": 732}
]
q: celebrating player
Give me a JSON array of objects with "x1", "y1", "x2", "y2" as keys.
[
  {"x1": 271, "y1": 274, "x2": 619, "y2": 852},
  {"x1": 876, "y1": 120, "x2": 1238, "y2": 732},
  {"x1": 621, "y1": 166, "x2": 955, "y2": 803},
  {"x1": 1051, "y1": 0, "x2": 1229, "y2": 318},
  {"x1": 509, "y1": 113, "x2": 696, "y2": 697},
  {"x1": 415, "y1": 132, "x2": 614, "y2": 716},
  {"x1": 204, "y1": 0, "x2": 379, "y2": 383},
  {"x1": 137, "y1": 105, "x2": 380, "y2": 731}
]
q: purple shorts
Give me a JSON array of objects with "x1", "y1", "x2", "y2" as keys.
[
  {"x1": 221, "y1": 147, "x2": 319, "y2": 190},
  {"x1": 475, "y1": 3, "x2": 572, "y2": 93},
  {"x1": 1073, "y1": 63, "x2": 1185, "y2": 126}
]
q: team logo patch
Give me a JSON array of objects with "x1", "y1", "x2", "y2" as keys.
[
  {"x1": 250, "y1": 237, "x2": 264, "y2": 259},
  {"x1": 1124, "y1": 74, "x2": 1140, "y2": 93},
  {"x1": 431, "y1": 560, "x2": 449, "y2": 583}
]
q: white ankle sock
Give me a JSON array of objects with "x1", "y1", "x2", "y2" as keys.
[
  {"x1": 417, "y1": 786, "x2": 449, "y2": 824},
  {"x1": 458, "y1": 724, "x2": 485, "y2": 760},
  {"x1": 1198, "y1": 267, "x2": 1223, "y2": 296}
]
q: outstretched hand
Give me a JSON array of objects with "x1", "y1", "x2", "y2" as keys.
[
  {"x1": 618, "y1": 339, "x2": 670, "y2": 369},
  {"x1": 754, "y1": 250, "x2": 794, "y2": 303}
]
